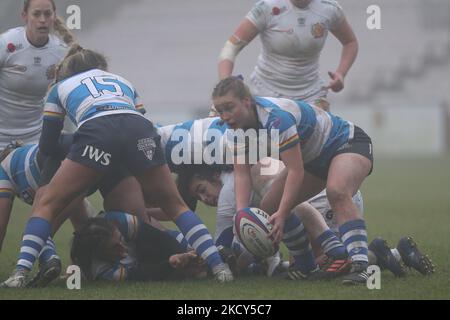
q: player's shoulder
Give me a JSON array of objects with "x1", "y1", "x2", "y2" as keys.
[
  {"x1": 251, "y1": 0, "x2": 290, "y2": 15},
  {"x1": 0, "y1": 26, "x2": 25, "y2": 42},
  {"x1": 317, "y1": 0, "x2": 342, "y2": 9},
  {"x1": 312, "y1": 0, "x2": 343, "y2": 15},
  {"x1": 48, "y1": 34, "x2": 69, "y2": 52},
  {"x1": 0, "y1": 27, "x2": 26, "y2": 52}
]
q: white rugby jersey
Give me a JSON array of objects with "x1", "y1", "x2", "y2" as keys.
[
  {"x1": 215, "y1": 171, "x2": 261, "y2": 242},
  {"x1": 0, "y1": 27, "x2": 68, "y2": 149},
  {"x1": 246, "y1": 0, "x2": 345, "y2": 99}
]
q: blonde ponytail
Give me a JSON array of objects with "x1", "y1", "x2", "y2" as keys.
[{"x1": 53, "y1": 16, "x2": 75, "y2": 45}]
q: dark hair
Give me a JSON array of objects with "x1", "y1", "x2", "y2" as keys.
[
  {"x1": 70, "y1": 218, "x2": 115, "y2": 280},
  {"x1": 23, "y1": 0, "x2": 56, "y2": 12},
  {"x1": 176, "y1": 164, "x2": 233, "y2": 209},
  {"x1": 212, "y1": 76, "x2": 252, "y2": 100}
]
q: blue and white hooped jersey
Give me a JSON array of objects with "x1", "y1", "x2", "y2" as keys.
[
  {"x1": 0, "y1": 144, "x2": 40, "y2": 205},
  {"x1": 44, "y1": 69, "x2": 145, "y2": 128},
  {"x1": 254, "y1": 96, "x2": 354, "y2": 164},
  {"x1": 157, "y1": 117, "x2": 229, "y2": 170},
  {"x1": 90, "y1": 211, "x2": 140, "y2": 282}
]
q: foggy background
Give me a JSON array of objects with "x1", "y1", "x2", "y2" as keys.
[{"x1": 1, "y1": 0, "x2": 449, "y2": 155}]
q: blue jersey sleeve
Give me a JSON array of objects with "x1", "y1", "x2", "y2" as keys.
[
  {"x1": 101, "y1": 211, "x2": 141, "y2": 242},
  {"x1": 95, "y1": 262, "x2": 132, "y2": 282},
  {"x1": 266, "y1": 109, "x2": 300, "y2": 153}
]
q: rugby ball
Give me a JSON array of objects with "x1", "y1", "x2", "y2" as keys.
[{"x1": 234, "y1": 207, "x2": 278, "y2": 258}]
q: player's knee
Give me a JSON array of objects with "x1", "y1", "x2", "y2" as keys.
[{"x1": 326, "y1": 187, "x2": 352, "y2": 209}]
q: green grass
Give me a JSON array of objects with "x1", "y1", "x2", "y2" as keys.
[{"x1": 1, "y1": 156, "x2": 449, "y2": 300}]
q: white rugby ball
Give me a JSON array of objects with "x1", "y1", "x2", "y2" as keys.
[{"x1": 234, "y1": 207, "x2": 278, "y2": 258}]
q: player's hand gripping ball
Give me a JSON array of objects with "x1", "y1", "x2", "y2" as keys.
[{"x1": 234, "y1": 207, "x2": 278, "y2": 258}]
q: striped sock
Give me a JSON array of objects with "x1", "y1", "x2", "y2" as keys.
[
  {"x1": 175, "y1": 211, "x2": 223, "y2": 271},
  {"x1": 17, "y1": 217, "x2": 51, "y2": 271},
  {"x1": 316, "y1": 229, "x2": 347, "y2": 258},
  {"x1": 38, "y1": 237, "x2": 60, "y2": 265},
  {"x1": 339, "y1": 219, "x2": 369, "y2": 264},
  {"x1": 165, "y1": 229, "x2": 191, "y2": 251},
  {"x1": 282, "y1": 214, "x2": 317, "y2": 274}
]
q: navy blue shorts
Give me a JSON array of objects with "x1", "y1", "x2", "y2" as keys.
[
  {"x1": 304, "y1": 126, "x2": 374, "y2": 180},
  {"x1": 67, "y1": 114, "x2": 166, "y2": 176}
]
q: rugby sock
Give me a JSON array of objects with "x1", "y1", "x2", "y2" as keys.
[
  {"x1": 316, "y1": 229, "x2": 347, "y2": 258},
  {"x1": 17, "y1": 217, "x2": 52, "y2": 271},
  {"x1": 38, "y1": 237, "x2": 60, "y2": 264},
  {"x1": 282, "y1": 214, "x2": 317, "y2": 274},
  {"x1": 165, "y1": 229, "x2": 191, "y2": 252},
  {"x1": 339, "y1": 219, "x2": 369, "y2": 264},
  {"x1": 175, "y1": 211, "x2": 223, "y2": 271}
]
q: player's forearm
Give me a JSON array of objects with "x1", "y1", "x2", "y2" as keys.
[
  {"x1": 39, "y1": 118, "x2": 64, "y2": 157},
  {"x1": 277, "y1": 168, "x2": 303, "y2": 218},
  {"x1": 336, "y1": 39, "x2": 358, "y2": 77},
  {"x1": 218, "y1": 60, "x2": 234, "y2": 80},
  {"x1": 235, "y1": 166, "x2": 252, "y2": 210}
]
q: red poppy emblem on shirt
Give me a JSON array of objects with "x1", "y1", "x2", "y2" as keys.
[
  {"x1": 7, "y1": 43, "x2": 16, "y2": 53},
  {"x1": 272, "y1": 7, "x2": 281, "y2": 15}
]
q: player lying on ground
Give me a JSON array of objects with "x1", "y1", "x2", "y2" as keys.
[{"x1": 71, "y1": 211, "x2": 208, "y2": 282}]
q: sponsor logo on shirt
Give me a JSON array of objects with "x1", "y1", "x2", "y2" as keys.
[
  {"x1": 7, "y1": 43, "x2": 16, "y2": 53},
  {"x1": 6, "y1": 43, "x2": 23, "y2": 53},
  {"x1": 271, "y1": 6, "x2": 287, "y2": 16},
  {"x1": 10, "y1": 64, "x2": 27, "y2": 73}
]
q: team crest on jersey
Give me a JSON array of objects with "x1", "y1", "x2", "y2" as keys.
[
  {"x1": 46, "y1": 64, "x2": 56, "y2": 80},
  {"x1": 311, "y1": 22, "x2": 326, "y2": 38},
  {"x1": 34, "y1": 57, "x2": 42, "y2": 66},
  {"x1": 137, "y1": 138, "x2": 157, "y2": 161}
]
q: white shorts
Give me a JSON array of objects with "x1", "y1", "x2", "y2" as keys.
[
  {"x1": 308, "y1": 189, "x2": 364, "y2": 233},
  {"x1": 249, "y1": 73, "x2": 330, "y2": 110}
]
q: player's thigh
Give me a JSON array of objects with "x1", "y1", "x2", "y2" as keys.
[
  {"x1": 260, "y1": 168, "x2": 325, "y2": 214},
  {"x1": 33, "y1": 159, "x2": 103, "y2": 217},
  {"x1": 137, "y1": 164, "x2": 187, "y2": 220},
  {"x1": 326, "y1": 153, "x2": 372, "y2": 198}
]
